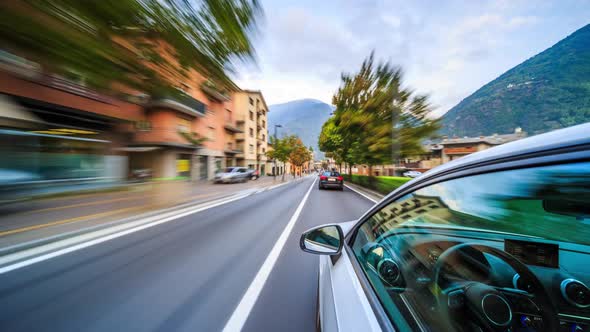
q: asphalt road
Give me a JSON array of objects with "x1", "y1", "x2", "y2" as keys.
[
  {"x1": 0, "y1": 176, "x2": 286, "y2": 249},
  {"x1": 0, "y1": 176, "x2": 374, "y2": 332}
]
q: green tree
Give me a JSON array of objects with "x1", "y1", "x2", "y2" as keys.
[
  {"x1": 267, "y1": 135, "x2": 295, "y2": 181},
  {"x1": 320, "y1": 52, "x2": 439, "y2": 176},
  {"x1": 289, "y1": 141, "x2": 312, "y2": 176},
  {"x1": 0, "y1": 0, "x2": 262, "y2": 93}
]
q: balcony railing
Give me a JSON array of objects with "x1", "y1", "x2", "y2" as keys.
[
  {"x1": 224, "y1": 148, "x2": 244, "y2": 155},
  {"x1": 200, "y1": 80, "x2": 230, "y2": 102},
  {"x1": 147, "y1": 90, "x2": 206, "y2": 117},
  {"x1": 224, "y1": 122, "x2": 244, "y2": 133}
]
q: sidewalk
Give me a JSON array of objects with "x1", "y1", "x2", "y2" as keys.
[{"x1": 0, "y1": 175, "x2": 306, "y2": 251}]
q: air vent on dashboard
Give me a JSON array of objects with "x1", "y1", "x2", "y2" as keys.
[
  {"x1": 377, "y1": 258, "x2": 400, "y2": 285},
  {"x1": 561, "y1": 279, "x2": 590, "y2": 308}
]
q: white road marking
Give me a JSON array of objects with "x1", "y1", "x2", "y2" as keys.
[
  {"x1": 222, "y1": 177, "x2": 317, "y2": 332},
  {"x1": 0, "y1": 192, "x2": 253, "y2": 274},
  {"x1": 344, "y1": 184, "x2": 379, "y2": 203},
  {"x1": 0, "y1": 178, "x2": 312, "y2": 272}
]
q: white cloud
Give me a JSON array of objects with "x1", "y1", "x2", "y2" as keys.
[{"x1": 237, "y1": 0, "x2": 587, "y2": 117}]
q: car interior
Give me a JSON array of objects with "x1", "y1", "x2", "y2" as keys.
[{"x1": 351, "y1": 161, "x2": 590, "y2": 332}]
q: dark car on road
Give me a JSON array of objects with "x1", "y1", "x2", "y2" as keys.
[{"x1": 318, "y1": 171, "x2": 343, "y2": 190}]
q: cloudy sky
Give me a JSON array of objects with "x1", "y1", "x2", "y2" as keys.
[{"x1": 234, "y1": 0, "x2": 590, "y2": 117}]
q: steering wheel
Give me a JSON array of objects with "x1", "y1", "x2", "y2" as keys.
[{"x1": 432, "y1": 243, "x2": 558, "y2": 332}]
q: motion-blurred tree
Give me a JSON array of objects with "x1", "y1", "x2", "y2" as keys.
[
  {"x1": 0, "y1": 0, "x2": 261, "y2": 93},
  {"x1": 267, "y1": 135, "x2": 294, "y2": 181},
  {"x1": 319, "y1": 52, "x2": 439, "y2": 176},
  {"x1": 289, "y1": 139, "x2": 311, "y2": 168}
]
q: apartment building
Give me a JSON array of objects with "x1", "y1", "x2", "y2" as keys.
[
  {"x1": 232, "y1": 90, "x2": 269, "y2": 173},
  {"x1": 0, "y1": 46, "x2": 241, "y2": 183}
]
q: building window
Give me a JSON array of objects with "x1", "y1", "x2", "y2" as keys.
[
  {"x1": 262, "y1": 148, "x2": 266, "y2": 153},
  {"x1": 249, "y1": 111, "x2": 254, "y2": 121},
  {"x1": 249, "y1": 144, "x2": 254, "y2": 153},
  {"x1": 262, "y1": 134, "x2": 265, "y2": 141},
  {"x1": 225, "y1": 109, "x2": 232, "y2": 123},
  {"x1": 249, "y1": 128, "x2": 254, "y2": 137},
  {"x1": 262, "y1": 120, "x2": 265, "y2": 128},
  {"x1": 249, "y1": 97, "x2": 254, "y2": 105}
]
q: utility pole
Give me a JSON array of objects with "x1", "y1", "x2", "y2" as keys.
[
  {"x1": 273, "y1": 124, "x2": 282, "y2": 180},
  {"x1": 391, "y1": 106, "x2": 399, "y2": 176}
]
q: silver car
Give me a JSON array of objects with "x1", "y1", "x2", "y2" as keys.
[
  {"x1": 214, "y1": 167, "x2": 250, "y2": 183},
  {"x1": 301, "y1": 123, "x2": 590, "y2": 332},
  {"x1": 402, "y1": 170, "x2": 422, "y2": 178}
]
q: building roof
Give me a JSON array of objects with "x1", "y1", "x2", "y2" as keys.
[
  {"x1": 441, "y1": 130, "x2": 526, "y2": 146},
  {"x1": 386, "y1": 122, "x2": 590, "y2": 200},
  {"x1": 241, "y1": 90, "x2": 269, "y2": 112}
]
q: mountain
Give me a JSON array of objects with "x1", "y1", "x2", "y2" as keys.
[
  {"x1": 441, "y1": 24, "x2": 590, "y2": 137},
  {"x1": 268, "y1": 99, "x2": 334, "y2": 159}
]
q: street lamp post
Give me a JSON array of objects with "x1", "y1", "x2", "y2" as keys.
[{"x1": 273, "y1": 124, "x2": 282, "y2": 180}]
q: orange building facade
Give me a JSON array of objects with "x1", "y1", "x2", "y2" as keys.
[{"x1": 0, "y1": 48, "x2": 260, "y2": 184}]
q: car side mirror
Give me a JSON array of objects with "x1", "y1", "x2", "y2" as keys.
[{"x1": 300, "y1": 224, "x2": 344, "y2": 255}]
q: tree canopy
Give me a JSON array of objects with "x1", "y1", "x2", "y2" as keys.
[
  {"x1": 267, "y1": 134, "x2": 312, "y2": 179},
  {"x1": 319, "y1": 52, "x2": 439, "y2": 174},
  {"x1": 0, "y1": 0, "x2": 262, "y2": 93}
]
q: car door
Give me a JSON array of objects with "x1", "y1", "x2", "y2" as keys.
[{"x1": 318, "y1": 242, "x2": 384, "y2": 332}]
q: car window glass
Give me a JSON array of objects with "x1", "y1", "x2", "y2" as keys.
[{"x1": 351, "y1": 162, "x2": 590, "y2": 331}]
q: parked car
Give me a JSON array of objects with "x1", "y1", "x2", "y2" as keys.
[
  {"x1": 213, "y1": 167, "x2": 250, "y2": 183},
  {"x1": 402, "y1": 170, "x2": 422, "y2": 178},
  {"x1": 318, "y1": 171, "x2": 343, "y2": 190},
  {"x1": 301, "y1": 123, "x2": 590, "y2": 332},
  {"x1": 130, "y1": 168, "x2": 152, "y2": 182},
  {"x1": 247, "y1": 169, "x2": 260, "y2": 180}
]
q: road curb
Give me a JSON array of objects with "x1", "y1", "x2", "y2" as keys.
[{"x1": 344, "y1": 183, "x2": 383, "y2": 203}]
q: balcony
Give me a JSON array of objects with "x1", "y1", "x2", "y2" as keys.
[
  {"x1": 147, "y1": 90, "x2": 206, "y2": 117},
  {"x1": 224, "y1": 148, "x2": 244, "y2": 155},
  {"x1": 224, "y1": 122, "x2": 244, "y2": 133},
  {"x1": 235, "y1": 132, "x2": 245, "y2": 141},
  {"x1": 200, "y1": 80, "x2": 230, "y2": 102}
]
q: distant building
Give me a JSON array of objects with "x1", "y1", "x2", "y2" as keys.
[
  {"x1": 441, "y1": 128, "x2": 527, "y2": 163},
  {"x1": 232, "y1": 90, "x2": 269, "y2": 174},
  {"x1": 343, "y1": 128, "x2": 527, "y2": 177}
]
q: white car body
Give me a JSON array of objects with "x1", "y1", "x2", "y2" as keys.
[
  {"x1": 317, "y1": 221, "x2": 382, "y2": 332},
  {"x1": 305, "y1": 123, "x2": 590, "y2": 332}
]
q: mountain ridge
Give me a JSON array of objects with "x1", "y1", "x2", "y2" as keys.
[
  {"x1": 268, "y1": 98, "x2": 334, "y2": 159},
  {"x1": 441, "y1": 23, "x2": 590, "y2": 137}
]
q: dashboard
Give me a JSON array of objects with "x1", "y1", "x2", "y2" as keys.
[{"x1": 362, "y1": 228, "x2": 590, "y2": 332}]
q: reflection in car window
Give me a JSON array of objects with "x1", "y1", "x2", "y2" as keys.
[{"x1": 351, "y1": 162, "x2": 590, "y2": 331}]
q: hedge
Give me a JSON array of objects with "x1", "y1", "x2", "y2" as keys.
[{"x1": 342, "y1": 174, "x2": 411, "y2": 195}]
